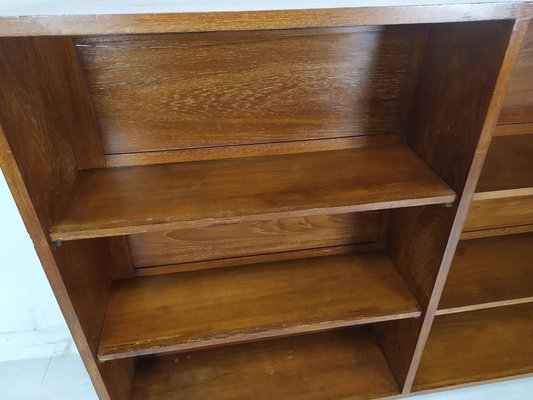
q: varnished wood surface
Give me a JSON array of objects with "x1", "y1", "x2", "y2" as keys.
[
  {"x1": 50, "y1": 145, "x2": 455, "y2": 241},
  {"x1": 98, "y1": 252, "x2": 420, "y2": 360},
  {"x1": 375, "y1": 19, "x2": 519, "y2": 393},
  {"x1": 499, "y1": 22, "x2": 533, "y2": 124},
  {"x1": 0, "y1": 3, "x2": 529, "y2": 37},
  {"x1": 413, "y1": 304, "x2": 533, "y2": 391},
  {"x1": 134, "y1": 243, "x2": 377, "y2": 276},
  {"x1": 438, "y1": 233, "x2": 533, "y2": 314},
  {"x1": 104, "y1": 134, "x2": 402, "y2": 168},
  {"x1": 78, "y1": 27, "x2": 416, "y2": 155},
  {"x1": 476, "y1": 133, "x2": 533, "y2": 196},
  {"x1": 464, "y1": 194, "x2": 533, "y2": 231},
  {"x1": 494, "y1": 121, "x2": 533, "y2": 136},
  {"x1": 0, "y1": 36, "x2": 135, "y2": 399},
  {"x1": 460, "y1": 223, "x2": 533, "y2": 239},
  {"x1": 133, "y1": 328, "x2": 400, "y2": 400},
  {"x1": 128, "y1": 212, "x2": 381, "y2": 268}
]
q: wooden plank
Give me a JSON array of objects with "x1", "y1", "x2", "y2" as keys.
[
  {"x1": 377, "y1": 19, "x2": 520, "y2": 393},
  {"x1": 413, "y1": 304, "x2": 533, "y2": 391},
  {"x1": 464, "y1": 195, "x2": 533, "y2": 231},
  {"x1": 494, "y1": 121, "x2": 533, "y2": 136},
  {"x1": 77, "y1": 27, "x2": 416, "y2": 155},
  {"x1": 0, "y1": 3, "x2": 528, "y2": 37},
  {"x1": 134, "y1": 243, "x2": 377, "y2": 276},
  {"x1": 460, "y1": 224, "x2": 533, "y2": 240},
  {"x1": 438, "y1": 233, "x2": 533, "y2": 314},
  {"x1": 0, "y1": 36, "x2": 133, "y2": 399},
  {"x1": 476, "y1": 133, "x2": 533, "y2": 195},
  {"x1": 104, "y1": 133, "x2": 401, "y2": 168},
  {"x1": 128, "y1": 212, "x2": 381, "y2": 268},
  {"x1": 133, "y1": 328, "x2": 400, "y2": 400},
  {"x1": 50, "y1": 145, "x2": 456, "y2": 241},
  {"x1": 98, "y1": 252, "x2": 421, "y2": 361},
  {"x1": 499, "y1": 21, "x2": 533, "y2": 124}
]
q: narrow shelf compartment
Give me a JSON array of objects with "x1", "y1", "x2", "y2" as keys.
[
  {"x1": 49, "y1": 145, "x2": 455, "y2": 241},
  {"x1": 98, "y1": 252, "x2": 420, "y2": 361},
  {"x1": 464, "y1": 194, "x2": 533, "y2": 233},
  {"x1": 133, "y1": 328, "x2": 400, "y2": 400},
  {"x1": 413, "y1": 303, "x2": 533, "y2": 392},
  {"x1": 474, "y1": 133, "x2": 533, "y2": 199},
  {"x1": 438, "y1": 233, "x2": 533, "y2": 315}
]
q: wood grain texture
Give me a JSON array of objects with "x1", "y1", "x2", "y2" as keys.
[
  {"x1": 464, "y1": 195, "x2": 533, "y2": 231},
  {"x1": 476, "y1": 133, "x2": 533, "y2": 195},
  {"x1": 380, "y1": 19, "x2": 520, "y2": 393},
  {"x1": 50, "y1": 145, "x2": 456, "y2": 241},
  {"x1": 104, "y1": 133, "x2": 401, "y2": 168},
  {"x1": 0, "y1": 3, "x2": 529, "y2": 37},
  {"x1": 413, "y1": 304, "x2": 533, "y2": 391},
  {"x1": 499, "y1": 21, "x2": 533, "y2": 124},
  {"x1": 408, "y1": 20, "x2": 513, "y2": 193},
  {"x1": 133, "y1": 328, "x2": 400, "y2": 400},
  {"x1": 494, "y1": 121, "x2": 533, "y2": 136},
  {"x1": 134, "y1": 243, "x2": 378, "y2": 276},
  {"x1": 0, "y1": 36, "x2": 134, "y2": 399},
  {"x1": 460, "y1": 224, "x2": 533, "y2": 240},
  {"x1": 0, "y1": 37, "x2": 79, "y2": 229},
  {"x1": 438, "y1": 233, "x2": 533, "y2": 314},
  {"x1": 98, "y1": 252, "x2": 421, "y2": 361},
  {"x1": 128, "y1": 212, "x2": 381, "y2": 268},
  {"x1": 78, "y1": 27, "x2": 416, "y2": 155}
]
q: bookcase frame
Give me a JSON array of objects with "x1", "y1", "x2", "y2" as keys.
[{"x1": 0, "y1": 3, "x2": 532, "y2": 399}]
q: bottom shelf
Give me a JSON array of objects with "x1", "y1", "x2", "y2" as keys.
[
  {"x1": 413, "y1": 303, "x2": 533, "y2": 392},
  {"x1": 133, "y1": 328, "x2": 400, "y2": 400}
]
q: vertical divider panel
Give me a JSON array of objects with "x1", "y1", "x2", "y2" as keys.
[
  {"x1": 0, "y1": 37, "x2": 134, "y2": 400},
  {"x1": 374, "y1": 19, "x2": 527, "y2": 393}
]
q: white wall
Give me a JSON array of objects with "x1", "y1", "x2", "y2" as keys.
[{"x1": 0, "y1": 170, "x2": 73, "y2": 361}]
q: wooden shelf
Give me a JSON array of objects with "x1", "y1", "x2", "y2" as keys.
[
  {"x1": 413, "y1": 303, "x2": 533, "y2": 391},
  {"x1": 438, "y1": 233, "x2": 533, "y2": 315},
  {"x1": 98, "y1": 251, "x2": 420, "y2": 361},
  {"x1": 49, "y1": 145, "x2": 455, "y2": 241},
  {"x1": 133, "y1": 328, "x2": 400, "y2": 400},
  {"x1": 474, "y1": 133, "x2": 533, "y2": 199},
  {"x1": 464, "y1": 194, "x2": 533, "y2": 233}
]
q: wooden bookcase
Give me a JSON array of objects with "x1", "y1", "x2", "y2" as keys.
[{"x1": 0, "y1": 3, "x2": 531, "y2": 399}]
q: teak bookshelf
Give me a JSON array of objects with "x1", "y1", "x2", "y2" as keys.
[{"x1": 0, "y1": 3, "x2": 532, "y2": 399}]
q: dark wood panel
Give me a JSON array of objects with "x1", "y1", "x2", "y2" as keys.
[
  {"x1": 408, "y1": 21, "x2": 513, "y2": 193},
  {"x1": 98, "y1": 252, "x2": 420, "y2": 361},
  {"x1": 413, "y1": 304, "x2": 533, "y2": 391},
  {"x1": 476, "y1": 133, "x2": 533, "y2": 195},
  {"x1": 104, "y1": 133, "x2": 401, "y2": 167},
  {"x1": 499, "y1": 22, "x2": 533, "y2": 124},
  {"x1": 380, "y1": 19, "x2": 518, "y2": 392},
  {"x1": 50, "y1": 145, "x2": 455, "y2": 241},
  {"x1": 135, "y1": 243, "x2": 377, "y2": 276},
  {"x1": 464, "y1": 195, "x2": 533, "y2": 232},
  {"x1": 0, "y1": 36, "x2": 134, "y2": 399},
  {"x1": 0, "y1": 37, "x2": 79, "y2": 229},
  {"x1": 439, "y1": 233, "x2": 533, "y2": 314},
  {"x1": 78, "y1": 27, "x2": 417, "y2": 155},
  {"x1": 129, "y1": 212, "x2": 381, "y2": 268},
  {"x1": 133, "y1": 328, "x2": 400, "y2": 400},
  {"x1": 461, "y1": 224, "x2": 533, "y2": 240},
  {"x1": 494, "y1": 122, "x2": 533, "y2": 137},
  {"x1": 0, "y1": 3, "x2": 529, "y2": 37}
]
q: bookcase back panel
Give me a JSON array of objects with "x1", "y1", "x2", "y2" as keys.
[
  {"x1": 76, "y1": 25, "x2": 422, "y2": 158},
  {"x1": 128, "y1": 211, "x2": 383, "y2": 270},
  {"x1": 499, "y1": 23, "x2": 533, "y2": 124}
]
